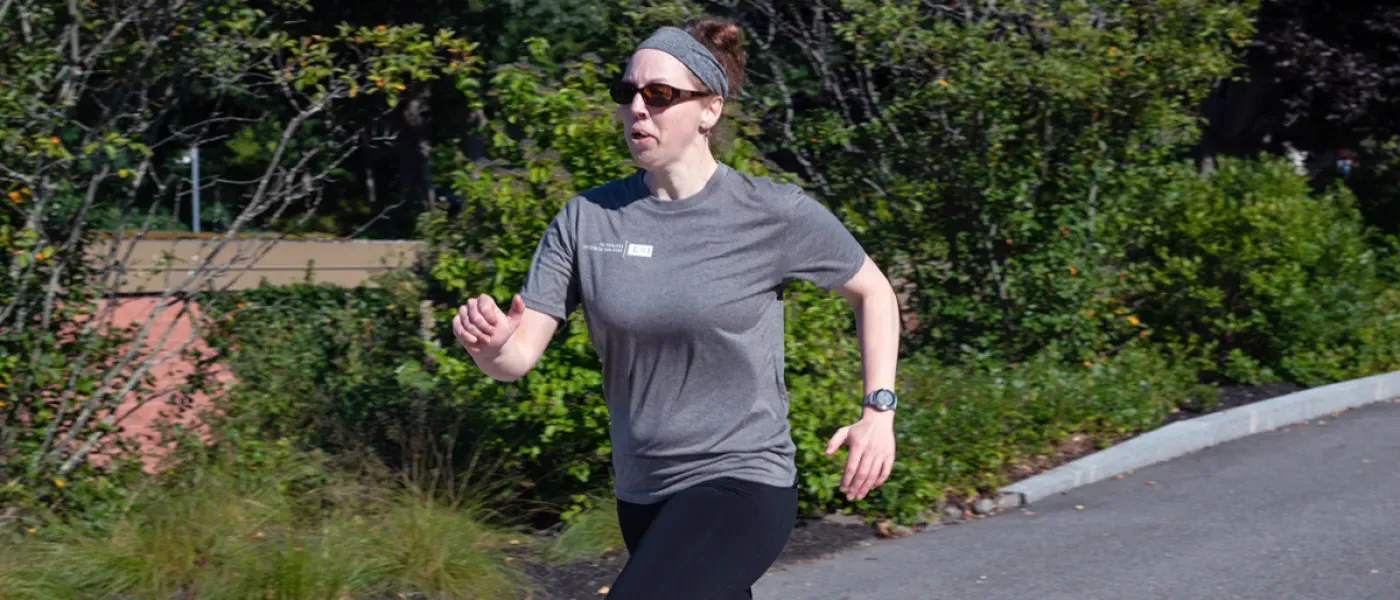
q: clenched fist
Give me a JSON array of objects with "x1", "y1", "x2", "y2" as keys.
[{"x1": 453, "y1": 294, "x2": 527, "y2": 357}]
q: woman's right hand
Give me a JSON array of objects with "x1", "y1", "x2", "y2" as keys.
[{"x1": 453, "y1": 294, "x2": 527, "y2": 357}]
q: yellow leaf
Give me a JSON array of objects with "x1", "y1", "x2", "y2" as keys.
[
  {"x1": 1126, "y1": 315, "x2": 1140, "y2": 326},
  {"x1": 392, "y1": 83, "x2": 406, "y2": 91},
  {"x1": 118, "y1": 169, "x2": 130, "y2": 178},
  {"x1": 7, "y1": 191, "x2": 20, "y2": 203},
  {"x1": 53, "y1": 478, "x2": 65, "y2": 488}
]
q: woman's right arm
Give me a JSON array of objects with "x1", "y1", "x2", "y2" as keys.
[{"x1": 454, "y1": 294, "x2": 562, "y2": 382}]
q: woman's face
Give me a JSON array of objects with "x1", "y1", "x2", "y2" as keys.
[{"x1": 617, "y1": 49, "x2": 722, "y2": 171}]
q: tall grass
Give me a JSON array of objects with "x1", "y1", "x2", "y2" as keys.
[
  {"x1": 0, "y1": 449, "x2": 532, "y2": 600},
  {"x1": 542, "y1": 496, "x2": 625, "y2": 565}
]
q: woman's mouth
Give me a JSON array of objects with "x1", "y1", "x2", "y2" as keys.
[{"x1": 630, "y1": 131, "x2": 653, "y2": 143}]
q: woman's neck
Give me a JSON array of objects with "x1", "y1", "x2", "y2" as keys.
[{"x1": 645, "y1": 148, "x2": 719, "y2": 201}]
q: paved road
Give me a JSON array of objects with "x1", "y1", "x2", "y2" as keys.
[{"x1": 756, "y1": 400, "x2": 1400, "y2": 600}]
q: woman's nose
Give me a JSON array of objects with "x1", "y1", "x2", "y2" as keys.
[{"x1": 629, "y1": 91, "x2": 649, "y2": 116}]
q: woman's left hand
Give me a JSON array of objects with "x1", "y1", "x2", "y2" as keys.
[{"x1": 825, "y1": 412, "x2": 896, "y2": 501}]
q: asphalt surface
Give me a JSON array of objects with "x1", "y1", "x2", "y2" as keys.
[{"x1": 756, "y1": 400, "x2": 1400, "y2": 600}]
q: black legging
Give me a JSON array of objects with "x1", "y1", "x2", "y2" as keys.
[{"x1": 606, "y1": 477, "x2": 798, "y2": 600}]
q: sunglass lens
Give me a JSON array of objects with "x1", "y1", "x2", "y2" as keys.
[
  {"x1": 639, "y1": 84, "x2": 674, "y2": 107},
  {"x1": 609, "y1": 81, "x2": 636, "y2": 105}
]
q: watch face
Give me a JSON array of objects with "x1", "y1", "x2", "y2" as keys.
[{"x1": 870, "y1": 389, "x2": 896, "y2": 409}]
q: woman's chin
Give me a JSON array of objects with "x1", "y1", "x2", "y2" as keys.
[{"x1": 629, "y1": 147, "x2": 665, "y2": 170}]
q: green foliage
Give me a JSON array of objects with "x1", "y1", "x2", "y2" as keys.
[
  {"x1": 0, "y1": 189, "x2": 145, "y2": 524},
  {"x1": 848, "y1": 342, "x2": 1210, "y2": 522},
  {"x1": 201, "y1": 278, "x2": 431, "y2": 457},
  {"x1": 417, "y1": 42, "x2": 633, "y2": 513},
  {"x1": 780, "y1": 283, "x2": 868, "y2": 515},
  {"x1": 755, "y1": 0, "x2": 1256, "y2": 362},
  {"x1": 1131, "y1": 156, "x2": 1400, "y2": 385}
]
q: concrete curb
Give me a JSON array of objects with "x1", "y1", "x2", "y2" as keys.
[{"x1": 1000, "y1": 369, "x2": 1400, "y2": 506}]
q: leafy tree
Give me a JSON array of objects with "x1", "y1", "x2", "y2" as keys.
[
  {"x1": 0, "y1": 0, "x2": 480, "y2": 523},
  {"x1": 227, "y1": 0, "x2": 649, "y2": 238},
  {"x1": 725, "y1": 0, "x2": 1255, "y2": 361}
]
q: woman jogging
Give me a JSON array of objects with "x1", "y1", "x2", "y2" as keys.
[{"x1": 452, "y1": 18, "x2": 902, "y2": 599}]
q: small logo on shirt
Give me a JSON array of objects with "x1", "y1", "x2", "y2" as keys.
[{"x1": 582, "y1": 241, "x2": 653, "y2": 258}]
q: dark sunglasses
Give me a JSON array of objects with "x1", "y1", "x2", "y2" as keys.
[{"x1": 609, "y1": 80, "x2": 713, "y2": 107}]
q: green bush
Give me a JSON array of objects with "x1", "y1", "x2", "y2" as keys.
[
  {"x1": 1130, "y1": 156, "x2": 1400, "y2": 385},
  {"x1": 848, "y1": 342, "x2": 1211, "y2": 523},
  {"x1": 200, "y1": 276, "x2": 441, "y2": 466}
]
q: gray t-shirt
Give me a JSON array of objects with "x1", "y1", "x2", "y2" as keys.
[{"x1": 519, "y1": 163, "x2": 867, "y2": 504}]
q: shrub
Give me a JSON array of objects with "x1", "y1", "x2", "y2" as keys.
[
  {"x1": 842, "y1": 342, "x2": 1211, "y2": 523},
  {"x1": 1130, "y1": 156, "x2": 1400, "y2": 385},
  {"x1": 200, "y1": 277, "x2": 434, "y2": 461}
]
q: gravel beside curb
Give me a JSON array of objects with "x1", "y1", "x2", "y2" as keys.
[{"x1": 1001, "y1": 369, "x2": 1400, "y2": 505}]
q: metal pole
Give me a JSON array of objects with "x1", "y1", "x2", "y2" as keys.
[{"x1": 190, "y1": 146, "x2": 201, "y2": 233}]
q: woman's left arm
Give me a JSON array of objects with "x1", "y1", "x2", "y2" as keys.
[{"x1": 826, "y1": 255, "x2": 902, "y2": 501}]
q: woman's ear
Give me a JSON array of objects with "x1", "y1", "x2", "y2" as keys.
[{"x1": 701, "y1": 97, "x2": 724, "y2": 133}]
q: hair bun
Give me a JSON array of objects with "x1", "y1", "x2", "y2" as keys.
[
  {"x1": 702, "y1": 21, "x2": 743, "y2": 52},
  {"x1": 686, "y1": 18, "x2": 747, "y2": 97}
]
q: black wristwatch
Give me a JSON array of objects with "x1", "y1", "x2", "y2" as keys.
[{"x1": 862, "y1": 388, "x2": 898, "y2": 412}]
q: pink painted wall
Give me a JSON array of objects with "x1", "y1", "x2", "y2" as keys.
[{"x1": 92, "y1": 297, "x2": 232, "y2": 471}]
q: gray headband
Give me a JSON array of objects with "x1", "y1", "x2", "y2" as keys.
[{"x1": 636, "y1": 26, "x2": 730, "y2": 99}]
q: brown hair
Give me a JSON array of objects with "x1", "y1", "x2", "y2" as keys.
[{"x1": 685, "y1": 18, "x2": 747, "y2": 98}]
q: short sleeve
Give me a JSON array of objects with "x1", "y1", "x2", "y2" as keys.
[
  {"x1": 783, "y1": 190, "x2": 867, "y2": 290},
  {"x1": 519, "y1": 202, "x2": 582, "y2": 322}
]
